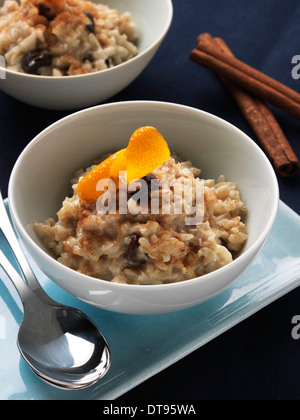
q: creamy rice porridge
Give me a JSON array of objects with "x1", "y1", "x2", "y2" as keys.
[
  {"x1": 34, "y1": 137, "x2": 248, "y2": 285},
  {"x1": 0, "y1": 0, "x2": 138, "y2": 76}
]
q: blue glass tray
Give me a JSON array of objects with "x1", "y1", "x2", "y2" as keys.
[{"x1": 0, "y1": 200, "x2": 299, "y2": 400}]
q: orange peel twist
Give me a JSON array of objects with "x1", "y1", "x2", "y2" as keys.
[{"x1": 77, "y1": 126, "x2": 170, "y2": 201}]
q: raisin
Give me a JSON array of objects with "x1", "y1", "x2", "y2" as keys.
[
  {"x1": 105, "y1": 57, "x2": 113, "y2": 68},
  {"x1": 142, "y1": 173, "x2": 160, "y2": 190},
  {"x1": 129, "y1": 173, "x2": 160, "y2": 202},
  {"x1": 125, "y1": 234, "x2": 149, "y2": 268},
  {"x1": 21, "y1": 49, "x2": 53, "y2": 74},
  {"x1": 84, "y1": 12, "x2": 95, "y2": 33},
  {"x1": 220, "y1": 238, "x2": 228, "y2": 249},
  {"x1": 37, "y1": 3, "x2": 56, "y2": 21}
]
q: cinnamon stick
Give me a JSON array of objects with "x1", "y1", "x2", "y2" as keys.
[
  {"x1": 213, "y1": 37, "x2": 300, "y2": 177},
  {"x1": 190, "y1": 33, "x2": 300, "y2": 121}
]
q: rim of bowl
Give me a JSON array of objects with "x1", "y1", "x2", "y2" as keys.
[
  {"x1": 0, "y1": 0, "x2": 173, "y2": 81},
  {"x1": 8, "y1": 100, "x2": 280, "y2": 292}
]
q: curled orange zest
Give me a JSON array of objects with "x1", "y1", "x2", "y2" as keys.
[
  {"x1": 77, "y1": 126, "x2": 170, "y2": 201},
  {"x1": 77, "y1": 149, "x2": 125, "y2": 201},
  {"x1": 125, "y1": 126, "x2": 171, "y2": 183}
]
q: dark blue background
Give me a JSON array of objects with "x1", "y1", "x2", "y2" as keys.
[{"x1": 1, "y1": 0, "x2": 300, "y2": 400}]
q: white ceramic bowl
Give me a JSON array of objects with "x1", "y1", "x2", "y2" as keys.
[
  {"x1": 0, "y1": 0, "x2": 173, "y2": 110},
  {"x1": 8, "y1": 101, "x2": 279, "y2": 314}
]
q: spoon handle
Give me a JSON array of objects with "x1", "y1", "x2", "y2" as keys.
[
  {"x1": 0, "y1": 191, "x2": 54, "y2": 304},
  {"x1": 0, "y1": 249, "x2": 34, "y2": 307}
]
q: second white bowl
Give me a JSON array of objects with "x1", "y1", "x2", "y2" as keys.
[{"x1": 0, "y1": 0, "x2": 173, "y2": 109}]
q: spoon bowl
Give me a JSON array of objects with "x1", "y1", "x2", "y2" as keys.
[
  {"x1": 0, "y1": 191, "x2": 110, "y2": 390},
  {"x1": 0, "y1": 248, "x2": 111, "y2": 390},
  {"x1": 18, "y1": 299, "x2": 110, "y2": 390}
]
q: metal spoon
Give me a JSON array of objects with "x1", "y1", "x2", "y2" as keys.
[{"x1": 0, "y1": 192, "x2": 111, "y2": 390}]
